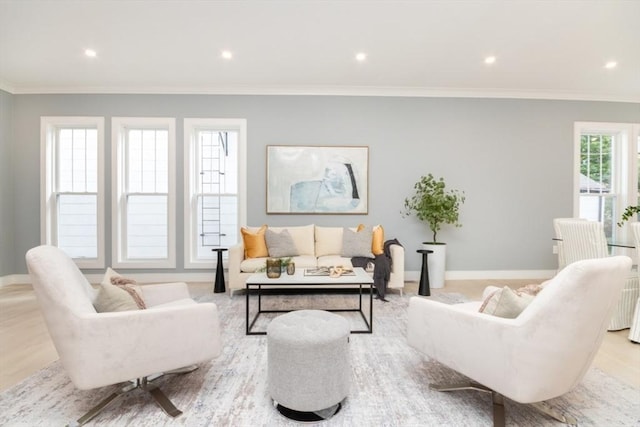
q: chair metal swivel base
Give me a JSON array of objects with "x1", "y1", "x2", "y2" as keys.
[
  {"x1": 430, "y1": 382, "x2": 578, "y2": 427},
  {"x1": 68, "y1": 365, "x2": 199, "y2": 427}
]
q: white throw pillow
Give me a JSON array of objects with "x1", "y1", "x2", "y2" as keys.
[{"x1": 315, "y1": 226, "x2": 344, "y2": 257}]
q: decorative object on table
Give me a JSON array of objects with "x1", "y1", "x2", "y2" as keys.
[
  {"x1": 266, "y1": 145, "x2": 369, "y2": 214},
  {"x1": 212, "y1": 248, "x2": 228, "y2": 293},
  {"x1": 329, "y1": 266, "x2": 345, "y2": 278},
  {"x1": 303, "y1": 266, "x2": 354, "y2": 277},
  {"x1": 617, "y1": 204, "x2": 640, "y2": 227},
  {"x1": 277, "y1": 257, "x2": 293, "y2": 271},
  {"x1": 402, "y1": 173, "x2": 465, "y2": 288},
  {"x1": 266, "y1": 258, "x2": 282, "y2": 278},
  {"x1": 286, "y1": 262, "x2": 295, "y2": 275},
  {"x1": 416, "y1": 249, "x2": 434, "y2": 296}
]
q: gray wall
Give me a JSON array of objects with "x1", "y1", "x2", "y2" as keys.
[
  {"x1": 0, "y1": 90, "x2": 14, "y2": 276},
  {"x1": 5, "y1": 94, "x2": 640, "y2": 275}
]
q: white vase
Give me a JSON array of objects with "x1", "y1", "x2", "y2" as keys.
[{"x1": 422, "y1": 242, "x2": 446, "y2": 288}]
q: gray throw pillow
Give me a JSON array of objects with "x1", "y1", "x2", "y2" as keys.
[
  {"x1": 341, "y1": 227, "x2": 374, "y2": 258},
  {"x1": 265, "y1": 229, "x2": 299, "y2": 258}
]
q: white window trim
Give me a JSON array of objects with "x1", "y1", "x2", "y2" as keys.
[
  {"x1": 112, "y1": 117, "x2": 176, "y2": 269},
  {"x1": 573, "y1": 121, "x2": 640, "y2": 242},
  {"x1": 183, "y1": 118, "x2": 247, "y2": 269},
  {"x1": 40, "y1": 116, "x2": 105, "y2": 268}
]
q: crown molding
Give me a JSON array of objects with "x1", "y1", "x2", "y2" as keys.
[
  {"x1": 3, "y1": 84, "x2": 639, "y2": 103},
  {"x1": 0, "y1": 80, "x2": 16, "y2": 94}
]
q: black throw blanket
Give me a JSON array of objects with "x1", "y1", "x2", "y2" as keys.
[{"x1": 351, "y1": 239, "x2": 403, "y2": 300}]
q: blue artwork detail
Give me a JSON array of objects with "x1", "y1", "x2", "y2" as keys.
[{"x1": 290, "y1": 160, "x2": 361, "y2": 212}]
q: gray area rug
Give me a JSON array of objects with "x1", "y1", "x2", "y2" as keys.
[{"x1": 0, "y1": 290, "x2": 639, "y2": 426}]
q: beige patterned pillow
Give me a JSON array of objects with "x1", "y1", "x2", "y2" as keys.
[
  {"x1": 93, "y1": 283, "x2": 141, "y2": 312},
  {"x1": 110, "y1": 277, "x2": 146, "y2": 309},
  {"x1": 479, "y1": 286, "x2": 535, "y2": 318}
]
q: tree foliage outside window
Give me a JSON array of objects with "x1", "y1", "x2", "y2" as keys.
[
  {"x1": 580, "y1": 134, "x2": 612, "y2": 192},
  {"x1": 580, "y1": 134, "x2": 614, "y2": 237}
]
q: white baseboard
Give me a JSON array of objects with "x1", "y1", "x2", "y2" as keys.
[
  {"x1": 0, "y1": 274, "x2": 30, "y2": 287},
  {"x1": 2, "y1": 270, "x2": 556, "y2": 288},
  {"x1": 404, "y1": 270, "x2": 556, "y2": 282},
  {"x1": 0, "y1": 272, "x2": 217, "y2": 287}
]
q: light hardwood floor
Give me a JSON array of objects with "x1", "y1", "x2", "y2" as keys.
[{"x1": 1, "y1": 280, "x2": 639, "y2": 393}]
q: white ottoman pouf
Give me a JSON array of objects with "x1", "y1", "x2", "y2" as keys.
[{"x1": 267, "y1": 309, "x2": 350, "y2": 421}]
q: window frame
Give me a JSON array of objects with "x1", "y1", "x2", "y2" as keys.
[
  {"x1": 40, "y1": 116, "x2": 105, "y2": 268},
  {"x1": 183, "y1": 118, "x2": 247, "y2": 269},
  {"x1": 112, "y1": 117, "x2": 176, "y2": 269},
  {"x1": 573, "y1": 121, "x2": 639, "y2": 243}
]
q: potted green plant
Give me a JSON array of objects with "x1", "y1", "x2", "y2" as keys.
[
  {"x1": 403, "y1": 173, "x2": 465, "y2": 288},
  {"x1": 617, "y1": 205, "x2": 639, "y2": 227}
]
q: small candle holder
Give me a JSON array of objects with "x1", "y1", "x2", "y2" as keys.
[
  {"x1": 286, "y1": 262, "x2": 296, "y2": 275},
  {"x1": 266, "y1": 258, "x2": 282, "y2": 278}
]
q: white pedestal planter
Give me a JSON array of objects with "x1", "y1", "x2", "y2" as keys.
[{"x1": 422, "y1": 242, "x2": 446, "y2": 288}]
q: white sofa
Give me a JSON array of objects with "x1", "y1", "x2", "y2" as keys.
[{"x1": 228, "y1": 224, "x2": 405, "y2": 296}]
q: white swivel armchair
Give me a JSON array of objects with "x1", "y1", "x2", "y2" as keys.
[
  {"x1": 553, "y1": 218, "x2": 639, "y2": 330},
  {"x1": 408, "y1": 256, "x2": 632, "y2": 427},
  {"x1": 25, "y1": 245, "x2": 222, "y2": 425}
]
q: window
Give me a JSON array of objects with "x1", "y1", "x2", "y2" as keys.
[
  {"x1": 40, "y1": 117, "x2": 104, "y2": 268},
  {"x1": 574, "y1": 122, "x2": 639, "y2": 241},
  {"x1": 184, "y1": 119, "x2": 247, "y2": 268},
  {"x1": 112, "y1": 118, "x2": 176, "y2": 268}
]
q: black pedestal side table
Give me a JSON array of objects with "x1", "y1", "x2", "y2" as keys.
[
  {"x1": 417, "y1": 249, "x2": 434, "y2": 297},
  {"x1": 212, "y1": 248, "x2": 228, "y2": 293}
]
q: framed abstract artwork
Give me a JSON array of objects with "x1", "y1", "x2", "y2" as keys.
[{"x1": 266, "y1": 145, "x2": 369, "y2": 214}]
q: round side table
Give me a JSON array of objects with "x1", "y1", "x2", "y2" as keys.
[
  {"x1": 212, "y1": 248, "x2": 228, "y2": 293},
  {"x1": 416, "y1": 249, "x2": 434, "y2": 296}
]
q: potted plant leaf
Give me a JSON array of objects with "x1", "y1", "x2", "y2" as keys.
[
  {"x1": 617, "y1": 205, "x2": 640, "y2": 227},
  {"x1": 402, "y1": 173, "x2": 465, "y2": 288}
]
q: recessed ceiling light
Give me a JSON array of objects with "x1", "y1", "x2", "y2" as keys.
[
  {"x1": 221, "y1": 50, "x2": 233, "y2": 60},
  {"x1": 484, "y1": 56, "x2": 496, "y2": 65},
  {"x1": 84, "y1": 49, "x2": 97, "y2": 58},
  {"x1": 604, "y1": 61, "x2": 617, "y2": 69},
  {"x1": 355, "y1": 52, "x2": 367, "y2": 62}
]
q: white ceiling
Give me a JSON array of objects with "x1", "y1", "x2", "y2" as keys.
[{"x1": 1, "y1": 0, "x2": 639, "y2": 102}]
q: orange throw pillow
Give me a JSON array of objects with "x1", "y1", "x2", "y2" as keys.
[
  {"x1": 357, "y1": 224, "x2": 385, "y2": 256},
  {"x1": 241, "y1": 225, "x2": 269, "y2": 258},
  {"x1": 372, "y1": 225, "x2": 385, "y2": 255}
]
